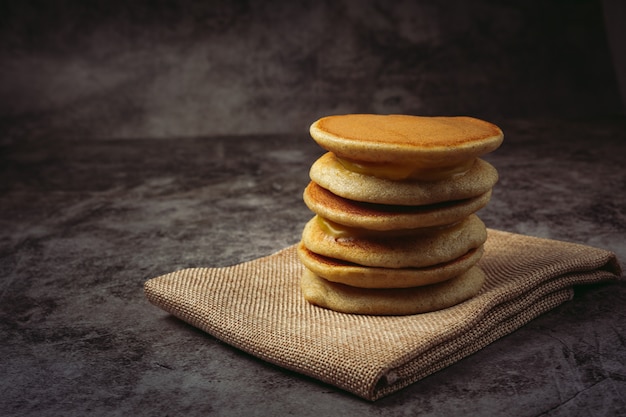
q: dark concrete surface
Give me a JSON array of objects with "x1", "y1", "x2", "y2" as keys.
[{"x1": 1, "y1": 117, "x2": 625, "y2": 416}]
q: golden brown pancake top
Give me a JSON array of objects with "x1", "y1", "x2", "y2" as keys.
[{"x1": 310, "y1": 114, "x2": 503, "y2": 166}]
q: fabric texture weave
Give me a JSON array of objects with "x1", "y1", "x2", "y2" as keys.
[{"x1": 144, "y1": 229, "x2": 622, "y2": 401}]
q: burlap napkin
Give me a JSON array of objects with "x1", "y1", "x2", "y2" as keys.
[{"x1": 144, "y1": 229, "x2": 622, "y2": 401}]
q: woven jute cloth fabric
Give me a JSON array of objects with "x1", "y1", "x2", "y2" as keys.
[{"x1": 144, "y1": 229, "x2": 622, "y2": 401}]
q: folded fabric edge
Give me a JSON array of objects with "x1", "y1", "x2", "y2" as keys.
[
  {"x1": 369, "y1": 288, "x2": 571, "y2": 401},
  {"x1": 368, "y1": 268, "x2": 621, "y2": 401},
  {"x1": 486, "y1": 229, "x2": 623, "y2": 277},
  {"x1": 143, "y1": 278, "x2": 350, "y2": 396}
]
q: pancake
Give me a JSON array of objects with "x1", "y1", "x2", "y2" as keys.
[
  {"x1": 300, "y1": 266, "x2": 486, "y2": 315},
  {"x1": 303, "y1": 181, "x2": 492, "y2": 230},
  {"x1": 297, "y1": 242, "x2": 484, "y2": 289},
  {"x1": 309, "y1": 152, "x2": 498, "y2": 206},
  {"x1": 309, "y1": 114, "x2": 503, "y2": 168},
  {"x1": 300, "y1": 214, "x2": 487, "y2": 269}
]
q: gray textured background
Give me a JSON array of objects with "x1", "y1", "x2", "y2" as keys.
[{"x1": 0, "y1": 0, "x2": 623, "y2": 141}]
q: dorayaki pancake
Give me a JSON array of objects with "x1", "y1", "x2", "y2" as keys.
[
  {"x1": 309, "y1": 114, "x2": 503, "y2": 168},
  {"x1": 303, "y1": 181, "x2": 492, "y2": 230},
  {"x1": 297, "y1": 242, "x2": 484, "y2": 289},
  {"x1": 300, "y1": 266, "x2": 486, "y2": 315},
  {"x1": 301, "y1": 214, "x2": 487, "y2": 269},
  {"x1": 309, "y1": 152, "x2": 498, "y2": 206}
]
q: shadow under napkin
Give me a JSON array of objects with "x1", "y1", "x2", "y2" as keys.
[{"x1": 144, "y1": 229, "x2": 622, "y2": 401}]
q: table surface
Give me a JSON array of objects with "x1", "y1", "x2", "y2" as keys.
[{"x1": 1, "y1": 117, "x2": 625, "y2": 416}]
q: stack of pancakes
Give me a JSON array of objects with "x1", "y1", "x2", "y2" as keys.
[{"x1": 298, "y1": 114, "x2": 503, "y2": 315}]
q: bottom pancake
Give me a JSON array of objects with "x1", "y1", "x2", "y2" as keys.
[
  {"x1": 297, "y1": 242, "x2": 484, "y2": 288},
  {"x1": 301, "y1": 266, "x2": 486, "y2": 315}
]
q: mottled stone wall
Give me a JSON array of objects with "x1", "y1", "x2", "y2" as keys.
[{"x1": 0, "y1": 0, "x2": 621, "y2": 140}]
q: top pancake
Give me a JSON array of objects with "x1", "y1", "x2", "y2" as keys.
[{"x1": 310, "y1": 114, "x2": 503, "y2": 167}]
